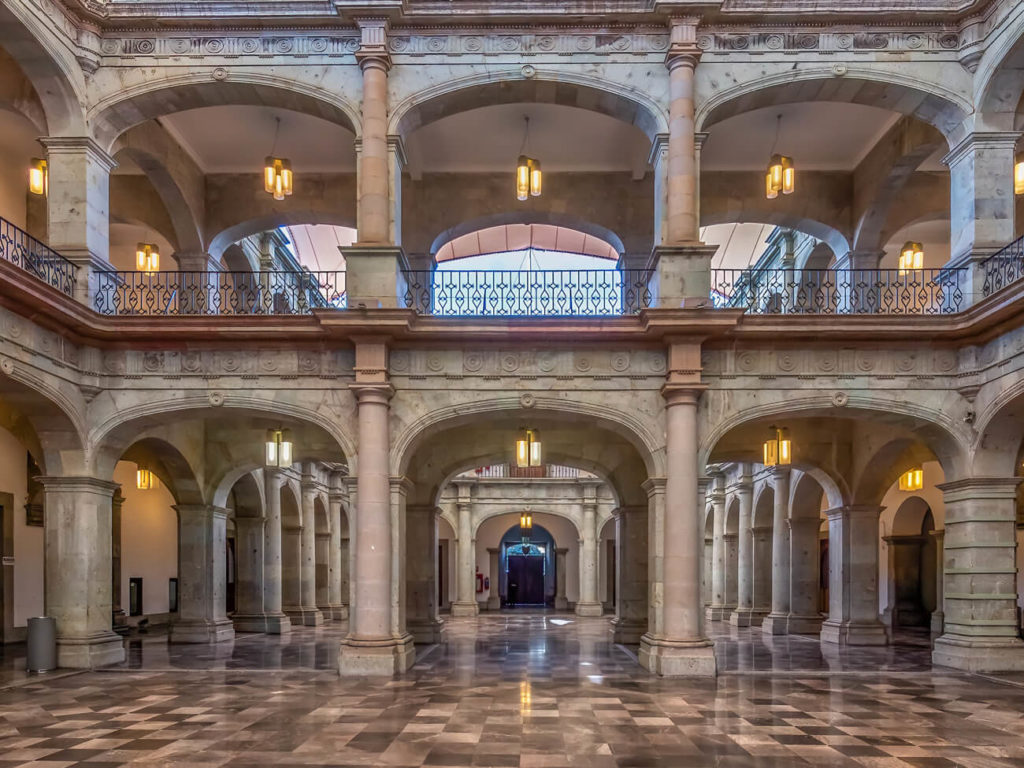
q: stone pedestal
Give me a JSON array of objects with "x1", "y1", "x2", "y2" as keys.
[
  {"x1": 820, "y1": 506, "x2": 887, "y2": 646},
  {"x1": 341, "y1": 245, "x2": 409, "y2": 309},
  {"x1": 932, "y1": 479, "x2": 1024, "y2": 672},
  {"x1": 170, "y1": 505, "x2": 235, "y2": 644},
  {"x1": 40, "y1": 477, "x2": 125, "y2": 668}
]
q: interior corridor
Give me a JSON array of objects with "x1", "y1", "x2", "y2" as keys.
[{"x1": 2, "y1": 616, "x2": 1024, "y2": 767}]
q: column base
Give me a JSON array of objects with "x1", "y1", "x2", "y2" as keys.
[
  {"x1": 554, "y1": 596, "x2": 569, "y2": 611},
  {"x1": 450, "y1": 601, "x2": 479, "y2": 617},
  {"x1": 285, "y1": 607, "x2": 324, "y2": 626},
  {"x1": 761, "y1": 612, "x2": 789, "y2": 635},
  {"x1": 611, "y1": 617, "x2": 646, "y2": 644},
  {"x1": 787, "y1": 614, "x2": 824, "y2": 635},
  {"x1": 338, "y1": 633, "x2": 415, "y2": 676},
  {"x1": 486, "y1": 597, "x2": 501, "y2": 611},
  {"x1": 57, "y1": 632, "x2": 125, "y2": 669},
  {"x1": 318, "y1": 604, "x2": 348, "y2": 621},
  {"x1": 639, "y1": 634, "x2": 717, "y2": 677},
  {"x1": 729, "y1": 607, "x2": 764, "y2": 627},
  {"x1": 575, "y1": 602, "x2": 603, "y2": 617},
  {"x1": 932, "y1": 635, "x2": 1024, "y2": 672},
  {"x1": 408, "y1": 618, "x2": 444, "y2": 644},
  {"x1": 820, "y1": 619, "x2": 888, "y2": 646},
  {"x1": 706, "y1": 605, "x2": 733, "y2": 622},
  {"x1": 930, "y1": 611, "x2": 944, "y2": 639},
  {"x1": 169, "y1": 618, "x2": 235, "y2": 644}
]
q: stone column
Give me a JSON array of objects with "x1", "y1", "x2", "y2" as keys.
[
  {"x1": 340, "y1": 383, "x2": 415, "y2": 675},
  {"x1": 406, "y1": 504, "x2": 443, "y2": 643},
  {"x1": 486, "y1": 548, "x2": 501, "y2": 610},
  {"x1": 707, "y1": 474, "x2": 728, "y2": 621},
  {"x1": 296, "y1": 472, "x2": 324, "y2": 626},
  {"x1": 170, "y1": 505, "x2": 235, "y2": 643},
  {"x1": 612, "y1": 506, "x2": 648, "y2": 644},
  {"x1": 932, "y1": 479, "x2": 1024, "y2": 671},
  {"x1": 39, "y1": 476, "x2": 125, "y2": 668},
  {"x1": 762, "y1": 468, "x2": 792, "y2": 636},
  {"x1": 650, "y1": 20, "x2": 717, "y2": 308},
  {"x1": 451, "y1": 481, "x2": 479, "y2": 617},
  {"x1": 315, "y1": 527, "x2": 331, "y2": 616},
  {"x1": 787, "y1": 516, "x2": 823, "y2": 634},
  {"x1": 702, "y1": 534, "x2": 713, "y2": 607},
  {"x1": 820, "y1": 506, "x2": 887, "y2": 646},
  {"x1": 326, "y1": 487, "x2": 347, "y2": 620},
  {"x1": 554, "y1": 548, "x2": 569, "y2": 610},
  {"x1": 576, "y1": 481, "x2": 603, "y2": 617},
  {"x1": 262, "y1": 469, "x2": 291, "y2": 634},
  {"x1": 930, "y1": 528, "x2": 945, "y2": 639},
  {"x1": 639, "y1": 387, "x2": 715, "y2": 676},
  {"x1": 40, "y1": 137, "x2": 116, "y2": 305},
  {"x1": 344, "y1": 18, "x2": 408, "y2": 308},
  {"x1": 750, "y1": 525, "x2": 772, "y2": 625},
  {"x1": 232, "y1": 514, "x2": 270, "y2": 632},
  {"x1": 723, "y1": 533, "x2": 738, "y2": 610},
  {"x1": 730, "y1": 470, "x2": 755, "y2": 626},
  {"x1": 111, "y1": 489, "x2": 126, "y2": 632},
  {"x1": 945, "y1": 133, "x2": 1019, "y2": 304}
]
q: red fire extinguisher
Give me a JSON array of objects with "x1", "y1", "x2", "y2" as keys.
[{"x1": 476, "y1": 570, "x2": 484, "y2": 593}]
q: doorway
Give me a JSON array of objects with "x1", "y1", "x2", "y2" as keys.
[{"x1": 507, "y1": 553, "x2": 545, "y2": 605}]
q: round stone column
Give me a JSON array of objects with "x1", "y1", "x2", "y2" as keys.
[
  {"x1": 729, "y1": 469, "x2": 756, "y2": 627},
  {"x1": 451, "y1": 481, "x2": 479, "y2": 617},
  {"x1": 261, "y1": 469, "x2": 291, "y2": 634},
  {"x1": 576, "y1": 485, "x2": 603, "y2": 617},
  {"x1": 170, "y1": 505, "x2": 235, "y2": 644},
  {"x1": 762, "y1": 468, "x2": 792, "y2": 636}
]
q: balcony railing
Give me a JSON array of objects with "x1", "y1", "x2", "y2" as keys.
[
  {"x1": 0, "y1": 218, "x2": 77, "y2": 298},
  {"x1": 93, "y1": 270, "x2": 345, "y2": 316},
  {"x1": 982, "y1": 234, "x2": 1024, "y2": 298},
  {"x1": 403, "y1": 269, "x2": 652, "y2": 316},
  {"x1": 474, "y1": 464, "x2": 585, "y2": 479},
  {"x1": 711, "y1": 267, "x2": 965, "y2": 315}
]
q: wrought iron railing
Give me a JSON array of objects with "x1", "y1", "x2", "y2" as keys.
[
  {"x1": 403, "y1": 269, "x2": 652, "y2": 316},
  {"x1": 0, "y1": 218, "x2": 77, "y2": 297},
  {"x1": 93, "y1": 270, "x2": 345, "y2": 315},
  {"x1": 473, "y1": 464, "x2": 585, "y2": 479},
  {"x1": 711, "y1": 267, "x2": 965, "y2": 315},
  {"x1": 982, "y1": 235, "x2": 1024, "y2": 297}
]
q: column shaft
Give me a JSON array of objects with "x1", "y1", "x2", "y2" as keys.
[
  {"x1": 762, "y1": 468, "x2": 792, "y2": 635},
  {"x1": 356, "y1": 61, "x2": 390, "y2": 245},
  {"x1": 612, "y1": 507, "x2": 648, "y2": 643},
  {"x1": 820, "y1": 506, "x2": 887, "y2": 646},
  {"x1": 170, "y1": 505, "x2": 234, "y2": 643},
  {"x1": 930, "y1": 528, "x2": 944, "y2": 638},
  {"x1": 787, "y1": 517, "x2": 823, "y2": 634},
  {"x1": 296, "y1": 475, "x2": 324, "y2": 626},
  {"x1": 750, "y1": 526, "x2": 772, "y2": 624},
  {"x1": 707, "y1": 476, "x2": 727, "y2": 620},
  {"x1": 451, "y1": 486, "x2": 478, "y2": 617},
  {"x1": 261, "y1": 469, "x2": 291, "y2": 634},
  {"x1": 232, "y1": 515, "x2": 270, "y2": 631},
  {"x1": 40, "y1": 476, "x2": 124, "y2": 668},
  {"x1": 554, "y1": 548, "x2": 569, "y2": 611},
  {"x1": 576, "y1": 496, "x2": 602, "y2": 617},
  {"x1": 729, "y1": 472, "x2": 755, "y2": 626},
  {"x1": 666, "y1": 55, "x2": 698, "y2": 243},
  {"x1": 326, "y1": 489, "x2": 347, "y2": 620},
  {"x1": 406, "y1": 504, "x2": 442, "y2": 643},
  {"x1": 487, "y1": 548, "x2": 501, "y2": 610}
]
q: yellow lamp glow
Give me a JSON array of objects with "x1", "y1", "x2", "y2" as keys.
[
  {"x1": 136, "y1": 468, "x2": 157, "y2": 490},
  {"x1": 515, "y1": 429, "x2": 541, "y2": 468},
  {"x1": 529, "y1": 158, "x2": 542, "y2": 197},
  {"x1": 1016, "y1": 156, "x2": 1024, "y2": 196},
  {"x1": 265, "y1": 428, "x2": 294, "y2": 468},
  {"x1": 520, "y1": 511, "x2": 533, "y2": 531},
  {"x1": 898, "y1": 241, "x2": 924, "y2": 275},
  {"x1": 264, "y1": 156, "x2": 293, "y2": 201},
  {"x1": 516, "y1": 155, "x2": 531, "y2": 202},
  {"x1": 29, "y1": 158, "x2": 47, "y2": 196},
  {"x1": 763, "y1": 426, "x2": 792, "y2": 467},
  {"x1": 765, "y1": 171, "x2": 777, "y2": 200},
  {"x1": 899, "y1": 468, "x2": 923, "y2": 492},
  {"x1": 135, "y1": 243, "x2": 160, "y2": 274}
]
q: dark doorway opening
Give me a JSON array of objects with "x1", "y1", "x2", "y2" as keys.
[{"x1": 507, "y1": 554, "x2": 545, "y2": 605}]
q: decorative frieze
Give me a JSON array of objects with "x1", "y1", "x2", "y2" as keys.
[
  {"x1": 695, "y1": 29, "x2": 960, "y2": 54},
  {"x1": 388, "y1": 348, "x2": 666, "y2": 377},
  {"x1": 97, "y1": 34, "x2": 361, "y2": 59}
]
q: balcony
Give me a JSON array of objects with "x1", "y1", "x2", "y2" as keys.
[{"x1": 0, "y1": 218, "x2": 77, "y2": 298}]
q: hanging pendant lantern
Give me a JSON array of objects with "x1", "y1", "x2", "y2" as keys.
[
  {"x1": 1015, "y1": 154, "x2": 1024, "y2": 196},
  {"x1": 28, "y1": 158, "x2": 48, "y2": 196},
  {"x1": 516, "y1": 155, "x2": 532, "y2": 202},
  {"x1": 529, "y1": 158, "x2": 542, "y2": 197},
  {"x1": 898, "y1": 468, "x2": 923, "y2": 491},
  {"x1": 762, "y1": 425, "x2": 791, "y2": 467},
  {"x1": 136, "y1": 467, "x2": 158, "y2": 490},
  {"x1": 135, "y1": 243, "x2": 160, "y2": 274},
  {"x1": 263, "y1": 116, "x2": 293, "y2": 201},
  {"x1": 520, "y1": 511, "x2": 533, "y2": 531},
  {"x1": 515, "y1": 429, "x2": 542, "y2": 468},
  {"x1": 764, "y1": 115, "x2": 795, "y2": 199},
  {"x1": 515, "y1": 116, "x2": 541, "y2": 201},
  {"x1": 898, "y1": 241, "x2": 924, "y2": 275},
  {"x1": 265, "y1": 428, "x2": 294, "y2": 468}
]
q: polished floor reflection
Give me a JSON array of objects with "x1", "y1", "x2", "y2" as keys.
[{"x1": 0, "y1": 614, "x2": 1023, "y2": 766}]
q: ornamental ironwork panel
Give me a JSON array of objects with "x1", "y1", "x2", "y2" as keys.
[
  {"x1": 982, "y1": 235, "x2": 1024, "y2": 298},
  {"x1": 93, "y1": 270, "x2": 346, "y2": 315},
  {"x1": 402, "y1": 269, "x2": 652, "y2": 316},
  {"x1": 0, "y1": 218, "x2": 77, "y2": 298},
  {"x1": 710, "y1": 268, "x2": 964, "y2": 315}
]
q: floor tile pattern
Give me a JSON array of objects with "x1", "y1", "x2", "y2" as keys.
[{"x1": 0, "y1": 615, "x2": 1022, "y2": 766}]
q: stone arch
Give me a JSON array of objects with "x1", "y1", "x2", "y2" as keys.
[
  {"x1": 391, "y1": 70, "x2": 666, "y2": 143},
  {"x1": 0, "y1": 3, "x2": 85, "y2": 136},
  {"x1": 790, "y1": 470, "x2": 825, "y2": 519},
  {"x1": 117, "y1": 436, "x2": 206, "y2": 507},
  {"x1": 208, "y1": 209, "x2": 356, "y2": 261},
  {"x1": 970, "y1": 382, "x2": 1024, "y2": 477},
  {"x1": 725, "y1": 495, "x2": 739, "y2": 534},
  {"x1": 222, "y1": 243, "x2": 258, "y2": 273},
  {"x1": 699, "y1": 205, "x2": 851, "y2": 258},
  {"x1": 281, "y1": 480, "x2": 301, "y2": 525},
  {"x1": 474, "y1": 505, "x2": 583, "y2": 541},
  {"x1": 974, "y1": 3, "x2": 1024, "y2": 130},
  {"x1": 0, "y1": 372, "x2": 85, "y2": 475},
  {"x1": 851, "y1": 437, "x2": 942, "y2": 508},
  {"x1": 429, "y1": 212, "x2": 626, "y2": 260},
  {"x1": 696, "y1": 68, "x2": 970, "y2": 143},
  {"x1": 796, "y1": 242, "x2": 836, "y2": 270},
  {"x1": 314, "y1": 494, "x2": 330, "y2": 535},
  {"x1": 0, "y1": 47, "x2": 48, "y2": 133},
  {"x1": 228, "y1": 470, "x2": 264, "y2": 518},
  {"x1": 892, "y1": 495, "x2": 931, "y2": 537},
  {"x1": 90, "y1": 74, "x2": 360, "y2": 152}
]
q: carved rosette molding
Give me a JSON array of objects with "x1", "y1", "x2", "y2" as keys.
[
  {"x1": 98, "y1": 34, "x2": 361, "y2": 58},
  {"x1": 695, "y1": 29, "x2": 961, "y2": 53},
  {"x1": 387, "y1": 30, "x2": 669, "y2": 55}
]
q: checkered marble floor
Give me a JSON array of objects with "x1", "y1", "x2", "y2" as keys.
[{"x1": 1, "y1": 614, "x2": 1024, "y2": 767}]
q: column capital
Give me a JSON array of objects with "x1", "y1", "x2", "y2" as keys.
[
  {"x1": 173, "y1": 504, "x2": 230, "y2": 522},
  {"x1": 390, "y1": 475, "x2": 414, "y2": 497},
  {"x1": 641, "y1": 477, "x2": 666, "y2": 496},
  {"x1": 942, "y1": 131, "x2": 1020, "y2": 167},
  {"x1": 487, "y1": 547, "x2": 500, "y2": 555},
  {"x1": 556, "y1": 547, "x2": 569, "y2": 556},
  {"x1": 769, "y1": 466, "x2": 791, "y2": 483},
  {"x1": 750, "y1": 525, "x2": 772, "y2": 535},
  {"x1": 936, "y1": 477, "x2": 1022, "y2": 500},
  {"x1": 665, "y1": 16, "x2": 702, "y2": 70},
  {"x1": 824, "y1": 504, "x2": 884, "y2": 521},
  {"x1": 661, "y1": 385, "x2": 706, "y2": 406},
  {"x1": 37, "y1": 475, "x2": 119, "y2": 494},
  {"x1": 787, "y1": 516, "x2": 822, "y2": 531},
  {"x1": 355, "y1": 17, "x2": 391, "y2": 71},
  {"x1": 39, "y1": 136, "x2": 118, "y2": 171},
  {"x1": 349, "y1": 382, "x2": 394, "y2": 403}
]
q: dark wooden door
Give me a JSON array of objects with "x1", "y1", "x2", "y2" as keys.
[{"x1": 508, "y1": 556, "x2": 544, "y2": 605}]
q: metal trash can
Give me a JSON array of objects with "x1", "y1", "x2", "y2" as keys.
[{"x1": 26, "y1": 616, "x2": 57, "y2": 673}]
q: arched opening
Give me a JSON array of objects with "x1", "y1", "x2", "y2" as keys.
[
  {"x1": 500, "y1": 521, "x2": 556, "y2": 607},
  {"x1": 884, "y1": 497, "x2": 937, "y2": 641}
]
